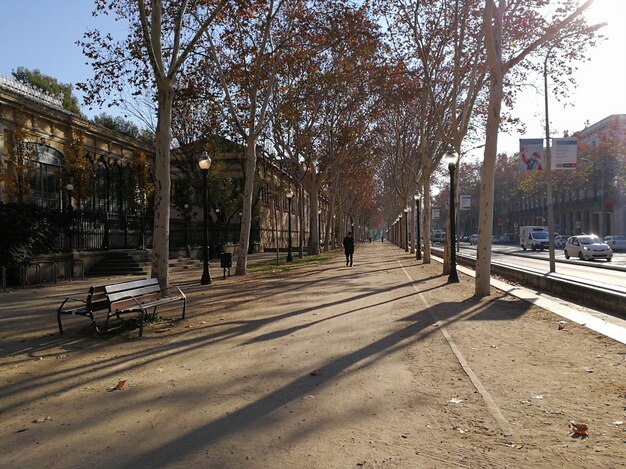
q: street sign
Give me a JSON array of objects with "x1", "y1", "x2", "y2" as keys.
[{"x1": 553, "y1": 138, "x2": 577, "y2": 170}]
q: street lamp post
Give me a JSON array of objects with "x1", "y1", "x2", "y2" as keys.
[
  {"x1": 215, "y1": 208, "x2": 220, "y2": 254},
  {"x1": 184, "y1": 203, "x2": 191, "y2": 258},
  {"x1": 544, "y1": 46, "x2": 556, "y2": 273},
  {"x1": 286, "y1": 189, "x2": 294, "y2": 262},
  {"x1": 414, "y1": 194, "x2": 421, "y2": 260},
  {"x1": 199, "y1": 153, "x2": 212, "y2": 285},
  {"x1": 445, "y1": 146, "x2": 460, "y2": 283},
  {"x1": 404, "y1": 207, "x2": 409, "y2": 252},
  {"x1": 318, "y1": 208, "x2": 322, "y2": 252},
  {"x1": 66, "y1": 183, "x2": 74, "y2": 253}
]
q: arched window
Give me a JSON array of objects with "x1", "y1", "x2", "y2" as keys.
[
  {"x1": 110, "y1": 162, "x2": 123, "y2": 214},
  {"x1": 94, "y1": 159, "x2": 109, "y2": 212},
  {"x1": 24, "y1": 143, "x2": 63, "y2": 209}
]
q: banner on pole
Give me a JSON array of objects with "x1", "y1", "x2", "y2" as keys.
[
  {"x1": 552, "y1": 138, "x2": 577, "y2": 170},
  {"x1": 519, "y1": 138, "x2": 544, "y2": 170}
]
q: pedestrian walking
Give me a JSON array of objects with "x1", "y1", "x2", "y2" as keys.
[{"x1": 343, "y1": 232, "x2": 355, "y2": 267}]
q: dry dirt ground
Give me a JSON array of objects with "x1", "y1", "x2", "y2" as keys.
[{"x1": 0, "y1": 242, "x2": 625, "y2": 468}]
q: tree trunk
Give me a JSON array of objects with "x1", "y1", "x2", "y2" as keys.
[
  {"x1": 410, "y1": 201, "x2": 416, "y2": 254},
  {"x1": 475, "y1": 70, "x2": 504, "y2": 297},
  {"x1": 298, "y1": 185, "x2": 304, "y2": 259},
  {"x1": 422, "y1": 159, "x2": 432, "y2": 264},
  {"x1": 307, "y1": 180, "x2": 320, "y2": 255},
  {"x1": 235, "y1": 134, "x2": 257, "y2": 275},
  {"x1": 151, "y1": 81, "x2": 174, "y2": 290}
]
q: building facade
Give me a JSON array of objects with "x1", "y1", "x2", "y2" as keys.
[{"x1": 513, "y1": 114, "x2": 626, "y2": 238}]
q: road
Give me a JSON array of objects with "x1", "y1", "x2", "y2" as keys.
[{"x1": 456, "y1": 243, "x2": 626, "y2": 293}]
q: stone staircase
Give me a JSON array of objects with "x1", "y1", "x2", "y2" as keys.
[
  {"x1": 88, "y1": 251, "x2": 202, "y2": 277},
  {"x1": 88, "y1": 250, "x2": 150, "y2": 277}
]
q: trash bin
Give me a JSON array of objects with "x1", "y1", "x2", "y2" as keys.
[
  {"x1": 220, "y1": 252, "x2": 232, "y2": 279},
  {"x1": 220, "y1": 252, "x2": 232, "y2": 268}
]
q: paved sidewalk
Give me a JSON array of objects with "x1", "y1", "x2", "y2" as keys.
[{"x1": 1, "y1": 242, "x2": 625, "y2": 468}]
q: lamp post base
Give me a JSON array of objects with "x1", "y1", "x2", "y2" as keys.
[
  {"x1": 447, "y1": 268, "x2": 459, "y2": 283},
  {"x1": 201, "y1": 267, "x2": 212, "y2": 285}
]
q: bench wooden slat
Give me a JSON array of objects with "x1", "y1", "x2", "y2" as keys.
[
  {"x1": 106, "y1": 284, "x2": 161, "y2": 304},
  {"x1": 105, "y1": 278, "x2": 159, "y2": 294}
]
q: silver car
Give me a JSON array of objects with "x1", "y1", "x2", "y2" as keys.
[{"x1": 564, "y1": 235, "x2": 613, "y2": 261}]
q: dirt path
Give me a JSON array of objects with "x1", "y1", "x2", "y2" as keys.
[{"x1": 1, "y1": 243, "x2": 625, "y2": 468}]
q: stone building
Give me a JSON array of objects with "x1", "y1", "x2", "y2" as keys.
[{"x1": 515, "y1": 114, "x2": 625, "y2": 237}]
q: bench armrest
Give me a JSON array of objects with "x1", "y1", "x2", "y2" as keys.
[
  {"x1": 58, "y1": 297, "x2": 87, "y2": 312},
  {"x1": 160, "y1": 285, "x2": 186, "y2": 299}
]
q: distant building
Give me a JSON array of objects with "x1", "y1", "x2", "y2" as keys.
[
  {"x1": 516, "y1": 114, "x2": 626, "y2": 237},
  {"x1": 568, "y1": 114, "x2": 625, "y2": 236},
  {"x1": 0, "y1": 75, "x2": 154, "y2": 215}
]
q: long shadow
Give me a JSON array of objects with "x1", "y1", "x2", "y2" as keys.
[
  {"x1": 0, "y1": 248, "x2": 443, "y2": 414},
  {"x1": 241, "y1": 288, "x2": 423, "y2": 345},
  {"x1": 0, "y1": 275, "x2": 420, "y2": 411},
  {"x1": 117, "y1": 295, "x2": 502, "y2": 468}
]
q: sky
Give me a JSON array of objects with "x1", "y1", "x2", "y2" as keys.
[{"x1": 0, "y1": 0, "x2": 624, "y2": 158}]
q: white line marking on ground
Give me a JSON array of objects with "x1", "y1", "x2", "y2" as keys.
[{"x1": 399, "y1": 261, "x2": 515, "y2": 439}]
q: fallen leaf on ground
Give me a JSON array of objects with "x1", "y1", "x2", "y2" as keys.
[
  {"x1": 569, "y1": 422, "x2": 589, "y2": 437},
  {"x1": 108, "y1": 380, "x2": 127, "y2": 391}
]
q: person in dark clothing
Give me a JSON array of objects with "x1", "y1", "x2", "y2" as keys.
[{"x1": 343, "y1": 232, "x2": 355, "y2": 267}]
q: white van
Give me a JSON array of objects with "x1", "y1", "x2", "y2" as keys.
[
  {"x1": 431, "y1": 230, "x2": 445, "y2": 245},
  {"x1": 520, "y1": 226, "x2": 549, "y2": 251}
]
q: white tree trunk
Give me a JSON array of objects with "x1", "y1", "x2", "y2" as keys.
[
  {"x1": 235, "y1": 134, "x2": 257, "y2": 275},
  {"x1": 475, "y1": 70, "x2": 503, "y2": 297},
  {"x1": 151, "y1": 82, "x2": 174, "y2": 290},
  {"x1": 422, "y1": 159, "x2": 432, "y2": 264}
]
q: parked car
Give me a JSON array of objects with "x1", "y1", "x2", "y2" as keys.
[
  {"x1": 603, "y1": 235, "x2": 626, "y2": 251},
  {"x1": 554, "y1": 235, "x2": 568, "y2": 249},
  {"x1": 564, "y1": 235, "x2": 613, "y2": 261},
  {"x1": 501, "y1": 233, "x2": 518, "y2": 245},
  {"x1": 470, "y1": 234, "x2": 478, "y2": 245}
]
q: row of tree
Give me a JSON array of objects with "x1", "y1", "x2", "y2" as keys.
[{"x1": 75, "y1": 0, "x2": 603, "y2": 297}]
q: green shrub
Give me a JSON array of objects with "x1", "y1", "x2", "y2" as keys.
[{"x1": 0, "y1": 203, "x2": 64, "y2": 283}]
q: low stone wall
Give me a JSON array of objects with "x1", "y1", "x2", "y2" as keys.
[{"x1": 450, "y1": 251, "x2": 626, "y2": 315}]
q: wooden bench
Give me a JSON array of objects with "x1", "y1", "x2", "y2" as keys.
[
  {"x1": 57, "y1": 278, "x2": 186, "y2": 336},
  {"x1": 104, "y1": 278, "x2": 187, "y2": 337}
]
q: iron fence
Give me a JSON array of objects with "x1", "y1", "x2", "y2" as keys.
[{"x1": 57, "y1": 211, "x2": 260, "y2": 253}]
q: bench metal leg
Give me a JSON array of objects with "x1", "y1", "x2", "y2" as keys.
[
  {"x1": 103, "y1": 312, "x2": 113, "y2": 334},
  {"x1": 138, "y1": 308, "x2": 145, "y2": 337},
  {"x1": 57, "y1": 311, "x2": 65, "y2": 335}
]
